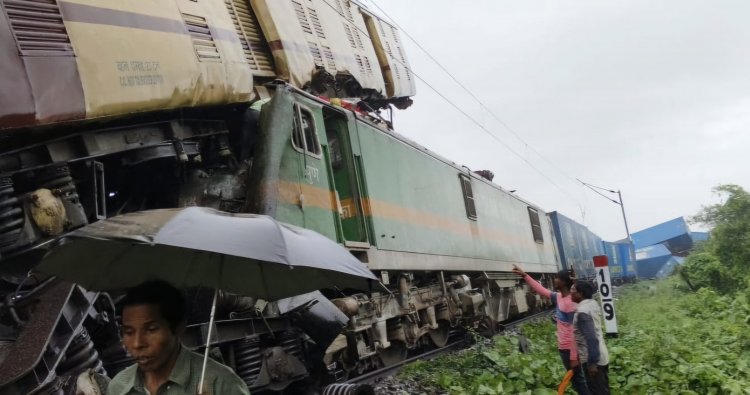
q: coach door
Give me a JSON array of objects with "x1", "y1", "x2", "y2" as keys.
[{"x1": 323, "y1": 108, "x2": 369, "y2": 247}]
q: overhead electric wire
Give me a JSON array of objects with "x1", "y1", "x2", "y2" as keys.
[
  {"x1": 318, "y1": 0, "x2": 584, "y2": 206},
  {"x1": 364, "y1": 0, "x2": 583, "y2": 188},
  {"x1": 577, "y1": 179, "x2": 617, "y2": 194},
  {"x1": 576, "y1": 179, "x2": 621, "y2": 205}
]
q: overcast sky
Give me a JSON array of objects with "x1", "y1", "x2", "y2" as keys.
[{"x1": 367, "y1": 0, "x2": 750, "y2": 240}]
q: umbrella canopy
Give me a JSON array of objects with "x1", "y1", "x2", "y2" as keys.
[{"x1": 36, "y1": 207, "x2": 376, "y2": 300}]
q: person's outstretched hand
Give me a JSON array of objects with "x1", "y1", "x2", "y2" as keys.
[{"x1": 512, "y1": 264, "x2": 526, "y2": 277}]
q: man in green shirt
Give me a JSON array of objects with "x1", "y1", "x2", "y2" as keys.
[{"x1": 108, "y1": 280, "x2": 250, "y2": 395}]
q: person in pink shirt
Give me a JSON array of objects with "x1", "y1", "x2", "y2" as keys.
[{"x1": 513, "y1": 265, "x2": 590, "y2": 395}]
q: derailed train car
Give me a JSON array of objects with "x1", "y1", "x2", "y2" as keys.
[
  {"x1": 0, "y1": 0, "x2": 557, "y2": 393},
  {"x1": 548, "y1": 211, "x2": 605, "y2": 280},
  {"x1": 602, "y1": 240, "x2": 636, "y2": 284},
  {"x1": 0, "y1": 0, "x2": 414, "y2": 129}
]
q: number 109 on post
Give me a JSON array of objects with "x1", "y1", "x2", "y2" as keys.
[{"x1": 593, "y1": 255, "x2": 619, "y2": 336}]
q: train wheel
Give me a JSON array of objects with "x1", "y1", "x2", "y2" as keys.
[
  {"x1": 377, "y1": 341, "x2": 407, "y2": 367},
  {"x1": 428, "y1": 320, "x2": 450, "y2": 347}
]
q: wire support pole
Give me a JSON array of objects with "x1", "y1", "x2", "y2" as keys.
[
  {"x1": 577, "y1": 179, "x2": 636, "y2": 263},
  {"x1": 617, "y1": 190, "x2": 636, "y2": 264}
]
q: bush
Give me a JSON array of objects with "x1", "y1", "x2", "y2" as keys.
[
  {"x1": 682, "y1": 252, "x2": 733, "y2": 292},
  {"x1": 686, "y1": 184, "x2": 750, "y2": 295}
]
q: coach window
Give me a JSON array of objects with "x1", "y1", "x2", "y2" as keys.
[
  {"x1": 459, "y1": 174, "x2": 477, "y2": 220},
  {"x1": 528, "y1": 207, "x2": 544, "y2": 243},
  {"x1": 292, "y1": 105, "x2": 322, "y2": 157}
]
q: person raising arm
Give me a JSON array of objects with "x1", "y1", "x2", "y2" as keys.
[{"x1": 512, "y1": 265, "x2": 590, "y2": 395}]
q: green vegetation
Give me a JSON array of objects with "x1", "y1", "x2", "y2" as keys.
[
  {"x1": 608, "y1": 280, "x2": 750, "y2": 394},
  {"x1": 402, "y1": 279, "x2": 750, "y2": 394},
  {"x1": 401, "y1": 321, "x2": 562, "y2": 394},
  {"x1": 400, "y1": 184, "x2": 750, "y2": 394},
  {"x1": 681, "y1": 184, "x2": 750, "y2": 294}
]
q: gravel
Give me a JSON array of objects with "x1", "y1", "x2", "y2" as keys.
[{"x1": 372, "y1": 374, "x2": 448, "y2": 395}]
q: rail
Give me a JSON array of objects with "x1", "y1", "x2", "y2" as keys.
[{"x1": 342, "y1": 309, "x2": 553, "y2": 386}]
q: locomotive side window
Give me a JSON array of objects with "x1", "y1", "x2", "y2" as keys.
[
  {"x1": 528, "y1": 207, "x2": 544, "y2": 243},
  {"x1": 292, "y1": 105, "x2": 322, "y2": 157},
  {"x1": 459, "y1": 174, "x2": 477, "y2": 220},
  {"x1": 292, "y1": 112, "x2": 305, "y2": 151}
]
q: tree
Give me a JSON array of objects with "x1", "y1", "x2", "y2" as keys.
[{"x1": 685, "y1": 184, "x2": 750, "y2": 293}]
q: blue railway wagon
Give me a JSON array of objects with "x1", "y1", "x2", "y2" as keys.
[
  {"x1": 635, "y1": 244, "x2": 673, "y2": 279},
  {"x1": 656, "y1": 256, "x2": 685, "y2": 279},
  {"x1": 602, "y1": 241, "x2": 625, "y2": 280},
  {"x1": 618, "y1": 242, "x2": 637, "y2": 280},
  {"x1": 548, "y1": 211, "x2": 605, "y2": 279},
  {"x1": 691, "y1": 231, "x2": 709, "y2": 242},
  {"x1": 632, "y1": 217, "x2": 693, "y2": 255},
  {"x1": 602, "y1": 241, "x2": 637, "y2": 283}
]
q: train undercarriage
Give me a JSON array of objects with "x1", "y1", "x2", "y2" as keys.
[{"x1": 0, "y1": 271, "x2": 548, "y2": 394}]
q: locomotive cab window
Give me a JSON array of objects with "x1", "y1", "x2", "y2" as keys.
[
  {"x1": 459, "y1": 174, "x2": 477, "y2": 220},
  {"x1": 292, "y1": 105, "x2": 322, "y2": 157},
  {"x1": 528, "y1": 207, "x2": 544, "y2": 243}
]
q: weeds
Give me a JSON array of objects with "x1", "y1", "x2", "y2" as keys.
[{"x1": 400, "y1": 278, "x2": 750, "y2": 394}]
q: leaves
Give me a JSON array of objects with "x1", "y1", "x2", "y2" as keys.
[
  {"x1": 685, "y1": 184, "x2": 750, "y2": 294},
  {"x1": 401, "y1": 317, "x2": 568, "y2": 394}
]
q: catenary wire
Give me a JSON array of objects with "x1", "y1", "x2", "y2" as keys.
[
  {"x1": 318, "y1": 0, "x2": 584, "y2": 206},
  {"x1": 364, "y1": 0, "x2": 583, "y2": 188}
]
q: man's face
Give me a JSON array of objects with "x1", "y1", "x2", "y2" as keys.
[
  {"x1": 570, "y1": 285, "x2": 583, "y2": 303},
  {"x1": 553, "y1": 277, "x2": 563, "y2": 290},
  {"x1": 121, "y1": 304, "x2": 179, "y2": 373}
]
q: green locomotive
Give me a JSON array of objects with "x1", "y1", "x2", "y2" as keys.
[{"x1": 248, "y1": 85, "x2": 560, "y2": 377}]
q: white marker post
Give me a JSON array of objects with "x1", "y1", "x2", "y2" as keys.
[{"x1": 593, "y1": 255, "x2": 619, "y2": 337}]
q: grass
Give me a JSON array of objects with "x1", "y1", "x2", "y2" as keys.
[{"x1": 399, "y1": 277, "x2": 750, "y2": 394}]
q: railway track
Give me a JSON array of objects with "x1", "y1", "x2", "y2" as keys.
[
  {"x1": 346, "y1": 338, "x2": 468, "y2": 386},
  {"x1": 322, "y1": 310, "x2": 554, "y2": 394},
  {"x1": 499, "y1": 309, "x2": 554, "y2": 332}
]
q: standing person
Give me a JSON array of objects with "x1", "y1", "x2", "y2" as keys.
[
  {"x1": 512, "y1": 265, "x2": 589, "y2": 395},
  {"x1": 108, "y1": 280, "x2": 250, "y2": 395},
  {"x1": 571, "y1": 281, "x2": 610, "y2": 395}
]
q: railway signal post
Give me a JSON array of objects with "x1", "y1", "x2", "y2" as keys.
[{"x1": 593, "y1": 255, "x2": 619, "y2": 337}]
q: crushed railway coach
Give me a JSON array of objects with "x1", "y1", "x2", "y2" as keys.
[
  {"x1": 0, "y1": 0, "x2": 414, "y2": 130},
  {"x1": 0, "y1": 0, "x2": 560, "y2": 393}
]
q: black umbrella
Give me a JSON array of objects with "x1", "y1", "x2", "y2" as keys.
[{"x1": 36, "y1": 207, "x2": 376, "y2": 393}]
